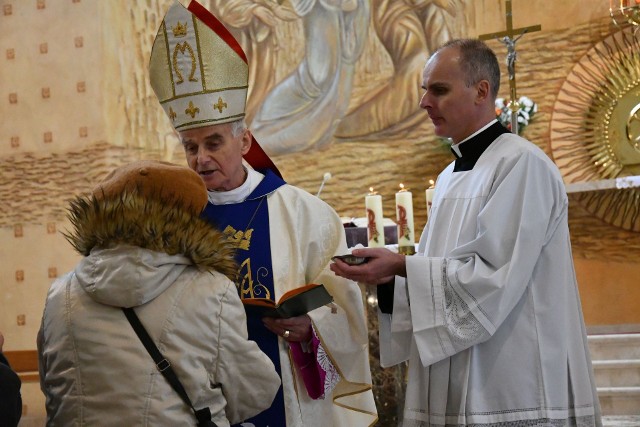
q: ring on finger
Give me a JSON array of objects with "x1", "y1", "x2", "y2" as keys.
[{"x1": 282, "y1": 329, "x2": 291, "y2": 339}]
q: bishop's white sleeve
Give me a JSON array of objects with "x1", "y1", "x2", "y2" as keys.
[
  {"x1": 405, "y1": 150, "x2": 567, "y2": 368},
  {"x1": 307, "y1": 216, "x2": 371, "y2": 386},
  {"x1": 306, "y1": 217, "x2": 378, "y2": 420}
]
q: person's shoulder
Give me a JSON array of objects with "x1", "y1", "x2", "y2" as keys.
[
  {"x1": 46, "y1": 271, "x2": 74, "y2": 297},
  {"x1": 177, "y1": 268, "x2": 239, "y2": 310},
  {"x1": 494, "y1": 133, "x2": 555, "y2": 165},
  {"x1": 493, "y1": 133, "x2": 565, "y2": 184},
  {"x1": 270, "y1": 184, "x2": 342, "y2": 225},
  {"x1": 275, "y1": 184, "x2": 335, "y2": 210}
]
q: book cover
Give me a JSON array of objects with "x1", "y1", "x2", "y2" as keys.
[{"x1": 242, "y1": 284, "x2": 334, "y2": 319}]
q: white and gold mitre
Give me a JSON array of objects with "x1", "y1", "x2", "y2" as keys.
[{"x1": 149, "y1": 0, "x2": 249, "y2": 131}]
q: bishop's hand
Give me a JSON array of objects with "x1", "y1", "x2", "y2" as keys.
[{"x1": 263, "y1": 315, "x2": 312, "y2": 343}]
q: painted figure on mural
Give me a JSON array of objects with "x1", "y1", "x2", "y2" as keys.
[
  {"x1": 411, "y1": 0, "x2": 464, "y2": 52},
  {"x1": 250, "y1": 0, "x2": 370, "y2": 155},
  {"x1": 205, "y1": 0, "x2": 298, "y2": 124},
  {"x1": 335, "y1": 0, "x2": 463, "y2": 139}
]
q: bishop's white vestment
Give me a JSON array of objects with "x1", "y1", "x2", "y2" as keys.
[
  {"x1": 379, "y1": 121, "x2": 602, "y2": 427},
  {"x1": 205, "y1": 168, "x2": 377, "y2": 427}
]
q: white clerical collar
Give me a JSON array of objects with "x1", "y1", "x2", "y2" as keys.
[
  {"x1": 450, "y1": 119, "x2": 498, "y2": 157},
  {"x1": 207, "y1": 167, "x2": 265, "y2": 205}
]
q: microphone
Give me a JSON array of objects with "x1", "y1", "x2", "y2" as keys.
[{"x1": 316, "y1": 172, "x2": 332, "y2": 198}]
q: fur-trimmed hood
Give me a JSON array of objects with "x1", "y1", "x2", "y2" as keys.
[{"x1": 64, "y1": 191, "x2": 237, "y2": 307}]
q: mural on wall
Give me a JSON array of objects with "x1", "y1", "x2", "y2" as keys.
[
  {"x1": 335, "y1": 0, "x2": 463, "y2": 140},
  {"x1": 250, "y1": 0, "x2": 371, "y2": 155},
  {"x1": 205, "y1": 0, "x2": 470, "y2": 155}
]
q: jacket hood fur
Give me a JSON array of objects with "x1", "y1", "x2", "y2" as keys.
[{"x1": 64, "y1": 191, "x2": 237, "y2": 281}]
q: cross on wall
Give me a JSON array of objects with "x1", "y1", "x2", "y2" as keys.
[{"x1": 479, "y1": 0, "x2": 541, "y2": 134}]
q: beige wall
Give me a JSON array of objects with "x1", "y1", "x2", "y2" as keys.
[
  {"x1": 1, "y1": 0, "x2": 638, "y2": 420},
  {"x1": 575, "y1": 258, "x2": 640, "y2": 327}
]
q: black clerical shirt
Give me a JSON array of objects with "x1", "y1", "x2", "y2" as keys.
[{"x1": 451, "y1": 121, "x2": 510, "y2": 172}]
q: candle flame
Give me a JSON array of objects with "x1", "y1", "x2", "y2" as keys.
[
  {"x1": 368, "y1": 187, "x2": 377, "y2": 195},
  {"x1": 428, "y1": 179, "x2": 435, "y2": 188},
  {"x1": 399, "y1": 183, "x2": 405, "y2": 190}
]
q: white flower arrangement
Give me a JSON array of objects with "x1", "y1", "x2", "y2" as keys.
[{"x1": 495, "y1": 96, "x2": 538, "y2": 132}]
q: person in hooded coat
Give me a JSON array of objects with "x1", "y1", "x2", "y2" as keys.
[{"x1": 38, "y1": 160, "x2": 280, "y2": 427}]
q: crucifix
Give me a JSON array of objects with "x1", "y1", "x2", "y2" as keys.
[{"x1": 479, "y1": 0, "x2": 541, "y2": 134}]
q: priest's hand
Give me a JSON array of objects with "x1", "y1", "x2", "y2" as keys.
[
  {"x1": 330, "y1": 248, "x2": 406, "y2": 285},
  {"x1": 263, "y1": 315, "x2": 313, "y2": 343}
]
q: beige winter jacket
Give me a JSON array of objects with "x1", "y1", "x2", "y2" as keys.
[{"x1": 38, "y1": 192, "x2": 280, "y2": 427}]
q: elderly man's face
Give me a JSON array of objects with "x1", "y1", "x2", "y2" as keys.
[{"x1": 179, "y1": 123, "x2": 251, "y2": 191}]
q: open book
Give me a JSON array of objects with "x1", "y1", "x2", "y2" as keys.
[{"x1": 242, "y1": 284, "x2": 333, "y2": 319}]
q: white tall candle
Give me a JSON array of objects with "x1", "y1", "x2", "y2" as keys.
[
  {"x1": 395, "y1": 184, "x2": 414, "y2": 254},
  {"x1": 365, "y1": 188, "x2": 385, "y2": 247},
  {"x1": 425, "y1": 179, "x2": 435, "y2": 220}
]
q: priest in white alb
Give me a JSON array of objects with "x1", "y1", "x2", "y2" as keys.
[{"x1": 331, "y1": 38, "x2": 602, "y2": 427}]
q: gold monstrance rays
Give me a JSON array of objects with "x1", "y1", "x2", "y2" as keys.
[{"x1": 549, "y1": 26, "x2": 640, "y2": 232}]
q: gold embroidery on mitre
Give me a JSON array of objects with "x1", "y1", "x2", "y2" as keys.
[
  {"x1": 171, "y1": 21, "x2": 187, "y2": 37},
  {"x1": 172, "y1": 41, "x2": 198, "y2": 84},
  {"x1": 185, "y1": 101, "x2": 199, "y2": 118},
  {"x1": 213, "y1": 97, "x2": 227, "y2": 113},
  {"x1": 222, "y1": 225, "x2": 252, "y2": 251},
  {"x1": 169, "y1": 107, "x2": 177, "y2": 121},
  {"x1": 149, "y1": 1, "x2": 251, "y2": 130}
]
